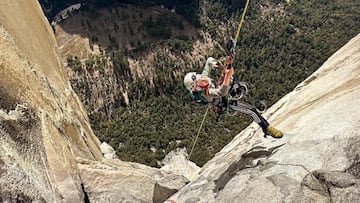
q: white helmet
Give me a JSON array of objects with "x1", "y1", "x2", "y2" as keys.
[
  {"x1": 206, "y1": 57, "x2": 219, "y2": 68},
  {"x1": 184, "y1": 72, "x2": 198, "y2": 91}
]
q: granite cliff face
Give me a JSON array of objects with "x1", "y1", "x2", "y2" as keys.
[
  {"x1": 0, "y1": 1, "x2": 187, "y2": 202},
  {"x1": 0, "y1": 1, "x2": 103, "y2": 202},
  {"x1": 168, "y1": 33, "x2": 360, "y2": 202},
  {"x1": 1, "y1": 1, "x2": 360, "y2": 203}
]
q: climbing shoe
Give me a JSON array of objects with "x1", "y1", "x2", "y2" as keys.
[{"x1": 265, "y1": 126, "x2": 283, "y2": 138}]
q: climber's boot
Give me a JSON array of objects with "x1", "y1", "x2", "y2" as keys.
[{"x1": 265, "y1": 126, "x2": 283, "y2": 138}]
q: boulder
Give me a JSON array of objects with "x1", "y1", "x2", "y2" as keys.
[
  {"x1": 100, "y1": 142, "x2": 118, "y2": 159},
  {"x1": 161, "y1": 148, "x2": 201, "y2": 181},
  {"x1": 77, "y1": 158, "x2": 188, "y2": 203}
]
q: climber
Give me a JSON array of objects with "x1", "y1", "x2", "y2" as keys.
[{"x1": 183, "y1": 56, "x2": 283, "y2": 138}]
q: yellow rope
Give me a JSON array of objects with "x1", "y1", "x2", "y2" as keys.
[
  {"x1": 234, "y1": 0, "x2": 250, "y2": 43},
  {"x1": 188, "y1": 105, "x2": 210, "y2": 160},
  {"x1": 187, "y1": 1, "x2": 250, "y2": 162}
]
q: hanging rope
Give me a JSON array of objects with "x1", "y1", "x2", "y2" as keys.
[
  {"x1": 221, "y1": 0, "x2": 251, "y2": 71},
  {"x1": 188, "y1": 105, "x2": 210, "y2": 160},
  {"x1": 234, "y1": 0, "x2": 250, "y2": 44},
  {"x1": 218, "y1": 0, "x2": 250, "y2": 90}
]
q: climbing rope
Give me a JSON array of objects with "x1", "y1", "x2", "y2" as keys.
[
  {"x1": 188, "y1": 105, "x2": 210, "y2": 161},
  {"x1": 234, "y1": 0, "x2": 251, "y2": 44},
  {"x1": 187, "y1": 0, "x2": 250, "y2": 163}
]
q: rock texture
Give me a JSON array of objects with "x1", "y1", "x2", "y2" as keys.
[
  {"x1": 169, "y1": 33, "x2": 360, "y2": 202},
  {"x1": 160, "y1": 148, "x2": 200, "y2": 181},
  {"x1": 77, "y1": 158, "x2": 188, "y2": 203},
  {"x1": 1, "y1": 1, "x2": 360, "y2": 203},
  {"x1": 0, "y1": 2, "x2": 186, "y2": 203},
  {"x1": 0, "y1": 1, "x2": 102, "y2": 202},
  {"x1": 100, "y1": 142, "x2": 118, "y2": 159}
]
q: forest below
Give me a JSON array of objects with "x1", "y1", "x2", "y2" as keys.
[{"x1": 40, "y1": 0, "x2": 360, "y2": 167}]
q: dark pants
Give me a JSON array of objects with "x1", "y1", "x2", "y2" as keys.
[{"x1": 229, "y1": 101, "x2": 269, "y2": 133}]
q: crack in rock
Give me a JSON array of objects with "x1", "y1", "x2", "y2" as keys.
[
  {"x1": 302, "y1": 170, "x2": 360, "y2": 202},
  {"x1": 345, "y1": 137, "x2": 360, "y2": 178},
  {"x1": 213, "y1": 144, "x2": 284, "y2": 193}
]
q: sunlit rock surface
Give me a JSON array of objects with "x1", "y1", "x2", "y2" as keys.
[
  {"x1": 77, "y1": 158, "x2": 188, "y2": 203},
  {"x1": 169, "y1": 33, "x2": 360, "y2": 203}
]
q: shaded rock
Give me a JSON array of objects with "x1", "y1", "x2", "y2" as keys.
[
  {"x1": 301, "y1": 173, "x2": 329, "y2": 197},
  {"x1": 345, "y1": 137, "x2": 360, "y2": 178},
  {"x1": 311, "y1": 171, "x2": 360, "y2": 203},
  {"x1": 314, "y1": 170, "x2": 358, "y2": 188}
]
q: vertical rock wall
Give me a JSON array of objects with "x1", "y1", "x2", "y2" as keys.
[
  {"x1": 0, "y1": 2, "x2": 188, "y2": 202},
  {"x1": 0, "y1": 1, "x2": 103, "y2": 202}
]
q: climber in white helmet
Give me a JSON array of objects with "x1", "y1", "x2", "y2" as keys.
[
  {"x1": 184, "y1": 57, "x2": 233, "y2": 103},
  {"x1": 183, "y1": 56, "x2": 283, "y2": 138}
]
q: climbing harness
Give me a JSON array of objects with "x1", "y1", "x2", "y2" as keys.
[{"x1": 214, "y1": 79, "x2": 268, "y2": 120}]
